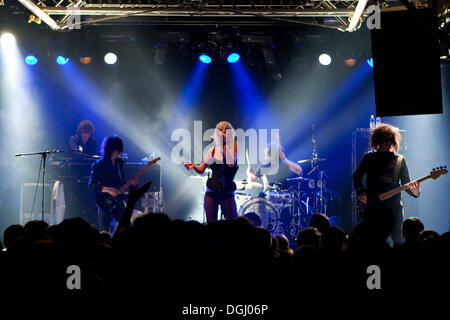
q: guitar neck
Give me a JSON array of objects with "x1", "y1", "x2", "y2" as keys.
[
  {"x1": 378, "y1": 175, "x2": 429, "y2": 201},
  {"x1": 118, "y1": 163, "x2": 152, "y2": 194}
]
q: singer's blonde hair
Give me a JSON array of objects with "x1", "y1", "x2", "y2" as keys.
[
  {"x1": 214, "y1": 121, "x2": 235, "y2": 142},
  {"x1": 216, "y1": 121, "x2": 234, "y2": 134}
]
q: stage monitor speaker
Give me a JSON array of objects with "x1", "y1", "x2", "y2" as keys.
[{"x1": 370, "y1": 8, "x2": 443, "y2": 116}]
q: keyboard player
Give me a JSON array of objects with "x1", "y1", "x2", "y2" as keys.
[{"x1": 69, "y1": 120, "x2": 98, "y2": 156}]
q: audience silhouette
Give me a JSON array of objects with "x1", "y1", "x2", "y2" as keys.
[{"x1": 0, "y1": 186, "x2": 446, "y2": 313}]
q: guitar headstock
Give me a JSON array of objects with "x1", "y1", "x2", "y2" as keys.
[
  {"x1": 147, "y1": 157, "x2": 161, "y2": 166},
  {"x1": 430, "y1": 166, "x2": 448, "y2": 180}
]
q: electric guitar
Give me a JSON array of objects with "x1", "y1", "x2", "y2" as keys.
[
  {"x1": 96, "y1": 157, "x2": 161, "y2": 214},
  {"x1": 359, "y1": 166, "x2": 448, "y2": 209}
]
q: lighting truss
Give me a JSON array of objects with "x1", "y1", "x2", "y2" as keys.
[{"x1": 15, "y1": 0, "x2": 450, "y2": 33}]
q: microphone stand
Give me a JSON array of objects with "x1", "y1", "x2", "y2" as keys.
[
  {"x1": 308, "y1": 123, "x2": 319, "y2": 176},
  {"x1": 15, "y1": 149, "x2": 70, "y2": 221}
]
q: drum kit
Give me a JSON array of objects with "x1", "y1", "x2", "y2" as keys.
[
  {"x1": 190, "y1": 159, "x2": 334, "y2": 234},
  {"x1": 236, "y1": 166, "x2": 334, "y2": 239},
  {"x1": 236, "y1": 123, "x2": 335, "y2": 242}
]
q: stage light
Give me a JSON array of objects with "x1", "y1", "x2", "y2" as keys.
[
  {"x1": 199, "y1": 54, "x2": 212, "y2": 64},
  {"x1": 80, "y1": 57, "x2": 92, "y2": 65},
  {"x1": 25, "y1": 55, "x2": 38, "y2": 65},
  {"x1": 319, "y1": 53, "x2": 332, "y2": 66},
  {"x1": 56, "y1": 56, "x2": 69, "y2": 65},
  {"x1": 227, "y1": 53, "x2": 240, "y2": 63},
  {"x1": 0, "y1": 33, "x2": 16, "y2": 47},
  {"x1": 344, "y1": 58, "x2": 357, "y2": 67},
  {"x1": 367, "y1": 58, "x2": 374, "y2": 68},
  {"x1": 337, "y1": 46, "x2": 356, "y2": 67},
  {"x1": 104, "y1": 52, "x2": 117, "y2": 65}
]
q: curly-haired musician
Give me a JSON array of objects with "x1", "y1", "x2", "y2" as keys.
[
  {"x1": 352, "y1": 123, "x2": 420, "y2": 245},
  {"x1": 69, "y1": 120, "x2": 98, "y2": 155}
]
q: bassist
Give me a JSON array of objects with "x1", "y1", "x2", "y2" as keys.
[
  {"x1": 352, "y1": 123, "x2": 420, "y2": 245},
  {"x1": 89, "y1": 136, "x2": 138, "y2": 232}
]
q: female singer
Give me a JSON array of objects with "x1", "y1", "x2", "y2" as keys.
[{"x1": 184, "y1": 121, "x2": 239, "y2": 223}]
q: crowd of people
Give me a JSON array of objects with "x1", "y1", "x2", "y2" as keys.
[{"x1": 0, "y1": 182, "x2": 447, "y2": 314}]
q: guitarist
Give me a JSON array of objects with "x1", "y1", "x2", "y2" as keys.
[
  {"x1": 352, "y1": 123, "x2": 420, "y2": 245},
  {"x1": 89, "y1": 136, "x2": 138, "y2": 232}
]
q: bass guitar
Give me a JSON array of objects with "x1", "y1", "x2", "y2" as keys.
[
  {"x1": 358, "y1": 166, "x2": 447, "y2": 209},
  {"x1": 96, "y1": 157, "x2": 161, "y2": 214}
]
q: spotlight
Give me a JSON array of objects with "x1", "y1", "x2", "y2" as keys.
[
  {"x1": 337, "y1": 46, "x2": 356, "y2": 66},
  {"x1": 80, "y1": 57, "x2": 92, "y2": 65},
  {"x1": 199, "y1": 54, "x2": 212, "y2": 64},
  {"x1": 344, "y1": 58, "x2": 357, "y2": 67},
  {"x1": 227, "y1": 53, "x2": 240, "y2": 63},
  {"x1": 367, "y1": 58, "x2": 374, "y2": 68},
  {"x1": 0, "y1": 33, "x2": 16, "y2": 47},
  {"x1": 25, "y1": 55, "x2": 38, "y2": 65},
  {"x1": 319, "y1": 53, "x2": 332, "y2": 66},
  {"x1": 104, "y1": 52, "x2": 117, "y2": 65},
  {"x1": 56, "y1": 56, "x2": 69, "y2": 65}
]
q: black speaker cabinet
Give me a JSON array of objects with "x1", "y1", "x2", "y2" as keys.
[{"x1": 371, "y1": 9, "x2": 443, "y2": 116}]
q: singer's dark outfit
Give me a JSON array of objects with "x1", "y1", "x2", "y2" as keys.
[
  {"x1": 352, "y1": 150, "x2": 419, "y2": 245},
  {"x1": 204, "y1": 147, "x2": 239, "y2": 223},
  {"x1": 89, "y1": 157, "x2": 126, "y2": 232}
]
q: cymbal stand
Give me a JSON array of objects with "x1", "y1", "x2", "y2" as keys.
[
  {"x1": 306, "y1": 123, "x2": 327, "y2": 215},
  {"x1": 292, "y1": 179, "x2": 303, "y2": 236},
  {"x1": 318, "y1": 170, "x2": 324, "y2": 214},
  {"x1": 308, "y1": 123, "x2": 319, "y2": 176}
]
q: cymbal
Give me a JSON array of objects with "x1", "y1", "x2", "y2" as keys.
[
  {"x1": 297, "y1": 158, "x2": 326, "y2": 164},
  {"x1": 286, "y1": 176, "x2": 311, "y2": 181},
  {"x1": 235, "y1": 180, "x2": 263, "y2": 190}
]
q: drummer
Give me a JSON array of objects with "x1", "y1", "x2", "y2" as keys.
[{"x1": 247, "y1": 143, "x2": 302, "y2": 193}]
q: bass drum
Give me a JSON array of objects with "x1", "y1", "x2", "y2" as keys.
[
  {"x1": 238, "y1": 198, "x2": 279, "y2": 233},
  {"x1": 235, "y1": 193, "x2": 252, "y2": 213}
]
